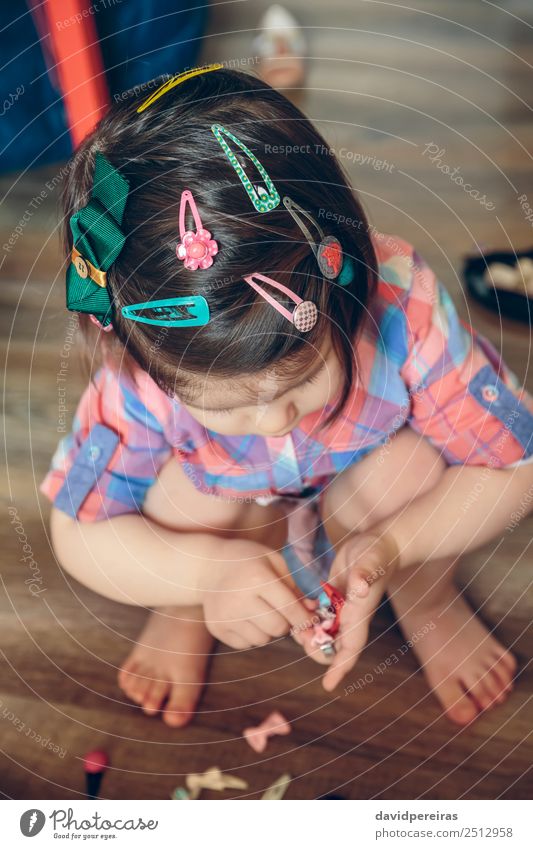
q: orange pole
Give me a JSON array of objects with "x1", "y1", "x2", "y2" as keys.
[{"x1": 42, "y1": 0, "x2": 110, "y2": 147}]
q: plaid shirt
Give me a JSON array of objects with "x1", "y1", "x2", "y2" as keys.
[{"x1": 41, "y1": 233, "x2": 533, "y2": 522}]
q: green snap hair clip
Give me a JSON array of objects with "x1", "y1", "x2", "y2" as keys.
[
  {"x1": 211, "y1": 123, "x2": 280, "y2": 213},
  {"x1": 121, "y1": 296, "x2": 210, "y2": 327}
]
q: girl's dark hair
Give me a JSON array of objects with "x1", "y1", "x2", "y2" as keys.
[{"x1": 61, "y1": 68, "x2": 378, "y2": 429}]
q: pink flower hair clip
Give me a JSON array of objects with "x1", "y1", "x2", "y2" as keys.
[{"x1": 176, "y1": 189, "x2": 218, "y2": 270}]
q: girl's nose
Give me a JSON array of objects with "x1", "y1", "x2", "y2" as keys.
[{"x1": 259, "y1": 401, "x2": 299, "y2": 436}]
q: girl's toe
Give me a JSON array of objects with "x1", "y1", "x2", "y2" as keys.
[
  {"x1": 118, "y1": 662, "x2": 146, "y2": 700},
  {"x1": 142, "y1": 679, "x2": 170, "y2": 715},
  {"x1": 118, "y1": 659, "x2": 137, "y2": 689},
  {"x1": 434, "y1": 679, "x2": 478, "y2": 725},
  {"x1": 464, "y1": 671, "x2": 495, "y2": 711},
  {"x1": 128, "y1": 668, "x2": 153, "y2": 704},
  {"x1": 493, "y1": 647, "x2": 517, "y2": 676},
  {"x1": 163, "y1": 690, "x2": 196, "y2": 727},
  {"x1": 487, "y1": 671, "x2": 508, "y2": 704},
  {"x1": 491, "y1": 656, "x2": 515, "y2": 694}
]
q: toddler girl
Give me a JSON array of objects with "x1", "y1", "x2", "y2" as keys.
[{"x1": 42, "y1": 67, "x2": 533, "y2": 728}]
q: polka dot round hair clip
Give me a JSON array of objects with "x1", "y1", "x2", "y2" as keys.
[{"x1": 244, "y1": 272, "x2": 318, "y2": 332}]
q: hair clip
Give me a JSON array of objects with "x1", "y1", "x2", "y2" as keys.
[
  {"x1": 136, "y1": 64, "x2": 223, "y2": 114},
  {"x1": 67, "y1": 153, "x2": 130, "y2": 327},
  {"x1": 121, "y1": 295, "x2": 209, "y2": 327},
  {"x1": 176, "y1": 189, "x2": 218, "y2": 270},
  {"x1": 283, "y1": 196, "x2": 354, "y2": 285},
  {"x1": 244, "y1": 273, "x2": 317, "y2": 332},
  {"x1": 185, "y1": 767, "x2": 247, "y2": 798},
  {"x1": 211, "y1": 124, "x2": 280, "y2": 213},
  {"x1": 89, "y1": 315, "x2": 113, "y2": 333},
  {"x1": 242, "y1": 711, "x2": 292, "y2": 753}
]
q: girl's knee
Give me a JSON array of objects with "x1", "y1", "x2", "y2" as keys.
[
  {"x1": 322, "y1": 429, "x2": 447, "y2": 534},
  {"x1": 143, "y1": 455, "x2": 251, "y2": 531},
  {"x1": 143, "y1": 455, "x2": 288, "y2": 546}
]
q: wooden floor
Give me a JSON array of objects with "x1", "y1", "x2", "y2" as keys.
[{"x1": 1, "y1": 0, "x2": 532, "y2": 800}]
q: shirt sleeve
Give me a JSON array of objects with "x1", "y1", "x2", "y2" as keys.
[
  {"x1": 399, "y1": 250, "x2": 533, "y2": 467},
  {"x1": 40, "y1": 365, "x2": 173, "y2": 521}
]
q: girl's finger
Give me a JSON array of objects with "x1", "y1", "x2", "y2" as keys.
[
  {"x1": 239, "y1": 621, "x2": 273, "y2": 647},
  {"x1": 345, "y1": 568, "x2": 371, "y2": 600},
  {"x1": 250, "y1": 599, "x2": 291, "y2": 638},
  {"x1": 260, "y1": 581, "x2": 313, "y2": 634},
  {"x1": 322, "y1": 641, "x2": 362, "y2": 691},
  {"x1": 221, "y1": 630, "x2": 251, "y2": 650},
  {"x1": 299, "y1": 627, "x2": 332, "y2": 665}
]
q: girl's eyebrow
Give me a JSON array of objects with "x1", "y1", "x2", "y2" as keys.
[{"x1": 185, "y1": 353, "x2": 329, "y2": 412}]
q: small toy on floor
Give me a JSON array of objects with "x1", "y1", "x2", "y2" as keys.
[
  {"x1": 83, "y1": 749, "x2": 109, "y2": 799},
  {"x1": 463, "y1": 247, "x2": 533, "y2": 323},
  {"x1": 319, "y1": 793, "x2": 346, "y2": 800},
  {"x1": 484, "y1": 257, "x2": 533, "y2": 296},
  {"x1": 243, "y1": 710, "x2": 292, "y2": 753},
  {"x1": 171, "y1": 786, "x2": 190, "y2": 800},
  {"x1": 311, "y1": 582, "x2": 345, "y2": 657},
  {"x1": 185, "y1": 767, "x2": 248, "y2": 799},
  {"x1": 261, "y1": 772, "x2": 292, "y2": 800}
]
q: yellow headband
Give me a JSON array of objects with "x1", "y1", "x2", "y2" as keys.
[{"x1": 136, "y1": 63, "x2": 223, "y2": 114}]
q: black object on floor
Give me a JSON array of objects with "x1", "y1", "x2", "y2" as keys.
[
  {"x1": 318, "y1": 794, "x2": 347, "y2": 799},
  {"x1": 463, "y1": 248, "x2": 533, "y2": 324}
]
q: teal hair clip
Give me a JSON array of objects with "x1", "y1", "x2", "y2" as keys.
[
  {"x1": 211, "y1": 124, "x2": 280, "y2": 213},
  {"x1": 121, "y1": 295, "x2": 209, "y2": 327},
  {"x1": 338, "y1": 256, "x2": 355, "y2": 286}
]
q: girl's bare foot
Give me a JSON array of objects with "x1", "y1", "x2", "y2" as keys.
[
  {"x1": 389, "y1": 579, "x2": 517, "y2": 725},
  {"x1": 118, "y1": 606, "x2": 214, "y2": 727}
]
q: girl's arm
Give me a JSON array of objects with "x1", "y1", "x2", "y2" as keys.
[
  {"x1": 50, "y1": 507, "x2": 229, "y2": 606},
  {"x1": 50, "y1": 508, "x2": 313, "y2": 644},
  {"x1": 373, "y1": 461, "x2": 533, "y2": 569}
]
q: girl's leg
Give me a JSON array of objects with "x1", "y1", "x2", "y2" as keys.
[
  {"x1": 118, "y1": 456, "x2": 288, "y2": 726},
  {"x1": 320, "y1": 428, "x2": 516, "y2": 723}
]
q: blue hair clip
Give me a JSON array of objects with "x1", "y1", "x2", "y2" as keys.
[{"x1": 121, "y1": 295, "x2": 209, "y2": 327}]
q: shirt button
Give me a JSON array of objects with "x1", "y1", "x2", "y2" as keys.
[
  {"x1": 482, "y1": 384, "x2": 499, "y2": 403},
  {"x1": 89, "y1": 445, "x2": 101, "y2": 461},
  {"x1": 74, "y1": 255, "x2": 89, "y2": 279}
]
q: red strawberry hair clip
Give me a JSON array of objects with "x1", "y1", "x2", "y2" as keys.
[{"x1": 283, "y1": 196, "x2": 343, "y2": 279}]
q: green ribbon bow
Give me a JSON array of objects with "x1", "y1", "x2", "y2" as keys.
[{"x1": 66, "y1": 153, "x2": 130, "y2": 326}]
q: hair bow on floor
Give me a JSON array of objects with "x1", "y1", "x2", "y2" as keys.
[
  {"x1": 185, "y1": 767, "x2": 248, "y2": 799},
  {"x1": 242, "y1": 711, "x2": 292, "y2": 753}
]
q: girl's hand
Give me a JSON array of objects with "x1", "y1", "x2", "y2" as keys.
[
  {"x1": 300, "y1": 532, "x2": 400, "y2": 690},
  {"x1": 202, "y1": 538, "x2": 314, "y2": 650}
]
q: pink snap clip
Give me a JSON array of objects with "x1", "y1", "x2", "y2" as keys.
[{"x1": 176, "y1": 189, "x2": 218, "y2": 270}]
